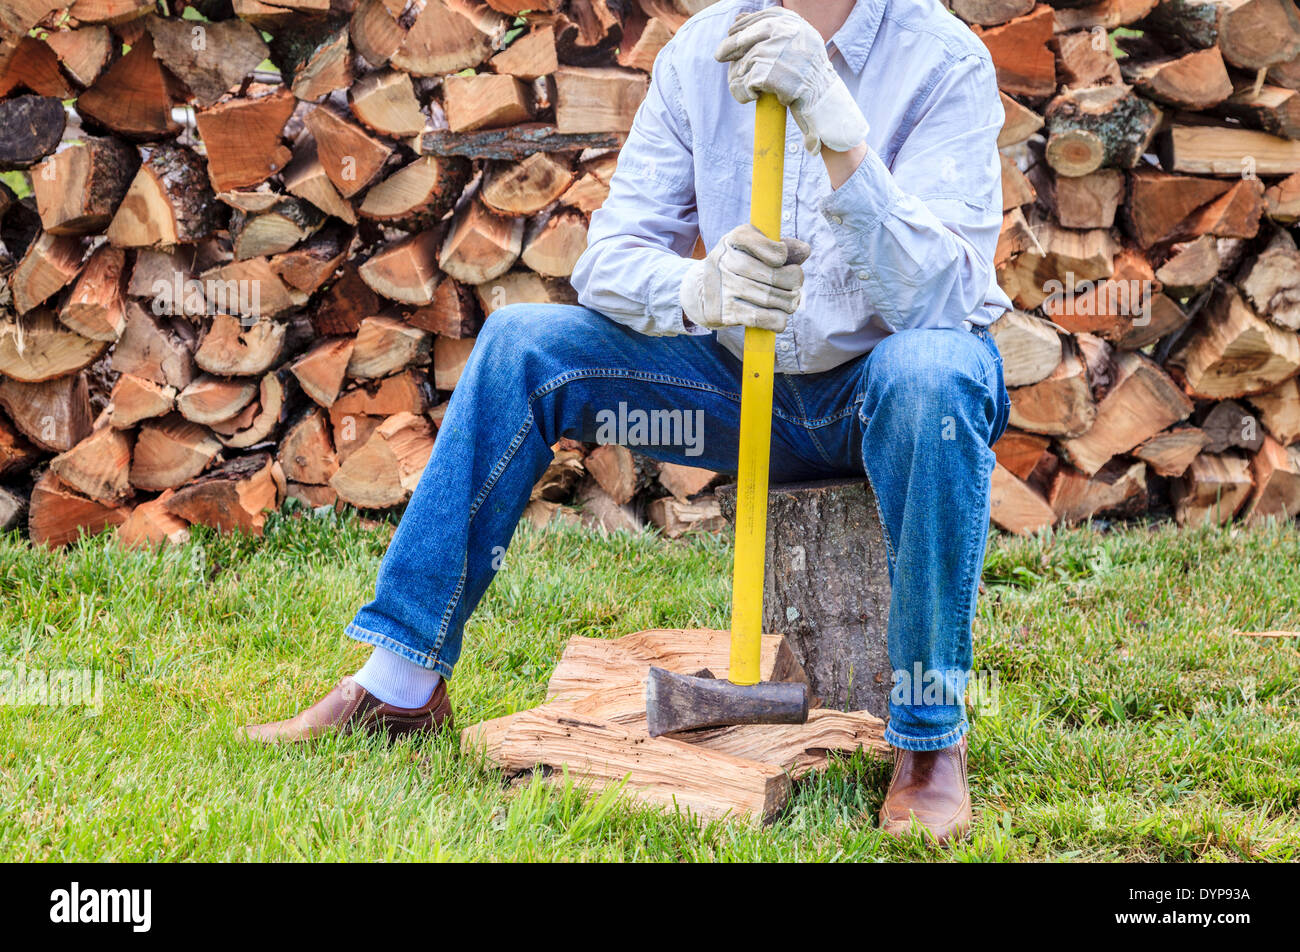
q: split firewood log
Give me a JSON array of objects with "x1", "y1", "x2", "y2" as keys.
[
  {"x1": 1170, "y1": 285, "x2": 1300, "y2": 397},
  {"x1": 1172, "y1": 452, "x2": 1254, "y2": 525},
  {"x1": 146, "y1": 16, "x2": 269, "y2": 108},
  {"x1": 212, "y1": 369, "x2": 287, "y2": 449},
  {"x1": 1156, "y1": 235, "x2": 1220, "y2": 297},
  {"x1": 269, "y1": 18, "x2": 352, "y2": 101},
  {"x1": 1050, "y1": 29, "x2": 1122, "y2": 88},
  {"x1": 0, "y1": 414, "x2": 41, "y2": 478},
  {"x1": 990, "y1": 462, "x2": 1056, "y2": 535},
  {"x1": 290, "y1": 337, "x2": 354, "y2": 408},
  {"x1": 194, "y1": 88, "x2": 295, "y2": 193},
  {"x1": 312, "y1": 263, "x2": 378, "y2": 335},
  {"x1": 1048, "y1": 459, "x2": 1147, "y2": 525},
  {"x1": 492, "y1": 24, "x2": 560, "y2": 79},
  {"x1": 67, "y1": 0, "x2": 155, "y2": 23},
  {"x1": 358, "y1": 156, "x2": 472, "y2": 229},
  {"x1": 350, "y1": 0, "x2": 407, "y2": 67},
  {"x1": 198, "y1": 258, "x2": 296, "y2": 320},
  {"x1": 0, "y1": 309, "x2": 106, "y2": 382},
  {"x1": 347, "y1": 315, "x2": 432, "y2": 379},
  {"x1": 444, "y1": 73, "x2": 532, "y2": 133},
  {"x1": 117, "y1": 489, "x2": 191, "y2": 548},
  {"x1": 433, "y1": 336, "x2": 476, "y2": 390},
  {"x1": 129, "y1": 415, "x2": 222, "y2": 491},
  {"x1": 59, "y1": 245, "x2": 128, "y2": 341},
  {"x1": 391, "y1": 0, "x2": 505, "y2": 75},
  {"x1": 281, "y1": 138, "x2": 358, "y2": 224},
  {"x1": 349, "y1": 69, "x2": 426, "y2": 138},
  {"x1": 406, "y1": 278, "x2": 483, "y2": 337},
  {"x1": 329, "y1": 371, "x2": 432, "y2": 461},
  {"x1": 107, "y1": 143, "x2": 224, "y2": 248},
  {"x1": 474, "y1": 268, "x2": 577, "y2": 315},
  {"x1": 329, "y1": 411, "x2": 435, "y2": 508},
  {"x1": 230, "y1": 198, "x2": 325, "y2": 260},
  {"x1": 111, "y1": 303, "x2": 198, "y2": 391},
  {"x1": 647, "y1": 495, "x2": 724, "y2": 538},
  {"x1": 1236, "y1": 243, "x2": 1300, "y2": 329},
  {"x1": 952, "y1": 0, "x2": 1035, "y2": 25},
  {"x1": 0, "y1": 373, "x2": 93, "y2": 452},
  {"x1": 971, "y1": 5, "x2": 1055, "y2": 99},
  {"x1": 481, "y1": 152, "x2": 575, "y2": 216},
  {"x1": 359, "y1": 230, "x2": 443, "y2": 305},
  {"x1": 278, "y1": 408, "x2": 339, "y2": 485},
  {"x1": 1033, "y1": 168, "x2": 1124, "y2": 230},
  {"x1": 165, "y1": 452, "x2": 284, "y2": 536},
  {"x1": 657, "y1": 462, "x2": 719, "y2": 502},
  {"x1": 32, "y1": 136, "x2": 139, "y2": 235},
  {"x1": 994, "y1": 429, "x2": 1055, "y2": 490},
  {"x1": 177, "y1": 375, "x2": 260, "y2": 427},
  {"x1": 998, "y1": 91, "x2": 1043, "y2": 148},
  {"x1": 43, "y1": 25, "x2": 113, "y2": 87},
  {"x1": 520, "y1": 210, "x2": 588, "y2": 278},
  {"x1": 1244, "y1": 435, "x2": 1300, "y2": 522},
  {"x1": 49, "y1": 424, "x2": 133, "y2": 504},
  {"x1": 989, "y1": 309, "x2": 1062, "y2": 387},
  {"x1": 28, "y1": 469, "x2": 129, "y2": 547},
  {"x1": 9, "y1": 233, "x2": 86, "y2": 314},
  {"x1": 618, "y1": 9, "x2": 674, "y2": 71},
  {"x1": 272, "y1": 222, "x2": 353, "y2": 296},
  {"x1": 1121, "y1": 47, "x2": 1233, "y2": 110},
  {"x1": 1059, "y1": 351, "x2": 1193, "y2": 475},
  {"x1": 109, "y1": 373, "x2": 176, "y2": 429},
  {"x1": 1007, "y1": 346, "x2": 1097, "y2": 437},
  {"x1": 1126, "y1": 167, "x2": 1233, "y2": 249},
  {"x1": 195, "y1": 314, "x2": 287, "y2": 377},
  {"x1": 584, "y1": 443, "x2": 637, "y2": 505},
  {"x1": 553, "y1": 67, "x2": 648, "y2": 134},
  {"x1": 303, "y1": 105, "x2": 394, "y2": 198},
  {"x1": 1199, "y1": 398, "x2": 1266, "y2": 453},
  {"x1": 1245, "y1": 377, "x2": 1300, "y2": 443},
  {"x1": 439, "y1": 199, "x2": 523, "y2": 285},
  {"x1": 76, "y1": 34, "x2": 179, "y2": 140},
  {"x1": 1133, "y1": 425, "x2": 1211, "y2": 477},
  {"x1": 1163, "y1": 123, "x2": 1300, "y2": 175}
]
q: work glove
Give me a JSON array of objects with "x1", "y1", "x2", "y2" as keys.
[
  {"x1": 680, "y1": 223, "x2": 811, "y2": 334},
  {"x1": 715, "y1": 7, "x2": 869, "y2": 155}
]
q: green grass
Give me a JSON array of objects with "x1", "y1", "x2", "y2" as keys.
[{"x1": 1, "y1": 510, "x2": 1297, "y2": 862}]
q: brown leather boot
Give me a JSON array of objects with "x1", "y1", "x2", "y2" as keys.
[
  {"x1": 877, "y1": 736, "x2": 971, "y2": 844},
  {"x1": 239, "y1": 676, "x2": 453, "y2": 743}
]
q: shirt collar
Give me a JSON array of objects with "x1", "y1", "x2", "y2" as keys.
[
  {"x1": 828, "y1": 0, "x2": 885, "y2": 75},
  {"x1": 737, "y1": 1, "x2": 885, "y2": 75}
]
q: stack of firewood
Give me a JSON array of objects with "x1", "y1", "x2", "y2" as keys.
[
  {"x1": 2, "y1": 0, "x2": 1300, "y2": 547},
  {"x1": 979, "y1": 0, "x2": 1300, "y2": 531},
  {"x1": 0, "y1": 0, "x2": 731, "y2": 545}
]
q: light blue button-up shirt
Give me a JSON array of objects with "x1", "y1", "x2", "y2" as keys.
[{"x1": 570, "y1": 0, "x2": 1012, "y2": 375}]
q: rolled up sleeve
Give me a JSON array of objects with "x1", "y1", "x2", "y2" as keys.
[
  {"x1": 820, "y1": 53, "x2": 1007, "y2": 333},
  {"x1": 570, "y1": 46, "x2": 705, "y2": 337}
]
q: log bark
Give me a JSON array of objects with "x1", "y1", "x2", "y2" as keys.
[{"x1": 718, "y1": 478, "x2": 892, "y2": 719}]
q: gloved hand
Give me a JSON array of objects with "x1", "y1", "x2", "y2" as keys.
[
  {"x1": 715, "y1": 7, "x2": 869, "y2": 155},
  {"x1": 680, "y1": 223, "x2": 811, "y2": 334}
]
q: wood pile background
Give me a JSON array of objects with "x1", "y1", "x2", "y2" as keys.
[{"x1": 2, "y1": 0, "x2": 1300, "y2": 548}]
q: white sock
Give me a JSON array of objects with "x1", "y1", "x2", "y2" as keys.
[{"x1": 352, "y1": 646, "x2": 442, "y2": 709}]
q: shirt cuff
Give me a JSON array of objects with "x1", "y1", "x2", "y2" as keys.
[
  {"x1": 820, "y1": 146, "x2": 905, "y2": 247},
  {"x1": 648, "y1": 254, "x2": 709, "y2": 337}
]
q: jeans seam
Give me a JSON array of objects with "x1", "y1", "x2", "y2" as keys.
[{"x1": 785, "y1": 379, "x2": 838, "y2": 468}]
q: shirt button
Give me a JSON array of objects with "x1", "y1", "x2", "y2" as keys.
[
  {"x1": 857, "y1": 270, "x2": 870, "y2": 280},
  {"x1": 830, "y1": 215, "x2": 843, "y2": 225},
  {"x1": 782, "y1": 209, "x2": 792, "y2": 220},
  {"x1": 787, "y1": 142, "x2": 799, "y2": 155}
]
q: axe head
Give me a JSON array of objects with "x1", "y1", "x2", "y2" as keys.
[{"x1": 644, "y1": 666, "x2": 809, "y2": 737}]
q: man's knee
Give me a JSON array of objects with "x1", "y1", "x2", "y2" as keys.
[
  {"x1": 864, "y1": 329, "x2": 998, "y2": 426},
  {"x1": 473, "y1": 303, "x2": 618, "y2": 369}
]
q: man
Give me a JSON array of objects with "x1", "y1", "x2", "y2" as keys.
[{"x1": 244, "y1": 0, "x2": 1012, "y2": 844}]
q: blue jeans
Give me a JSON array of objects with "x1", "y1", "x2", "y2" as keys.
[{"x1": 346, "y1": 305, "x2": 1010, "y2": 751}]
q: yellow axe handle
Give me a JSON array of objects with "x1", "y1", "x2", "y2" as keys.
[{"x1": 729, "y1": 92, "x2": 786, "y2": 686}]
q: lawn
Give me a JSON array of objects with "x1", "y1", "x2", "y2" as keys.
[{"x1": 1, "y1": 508, "x2": 1297, "y2": 862}]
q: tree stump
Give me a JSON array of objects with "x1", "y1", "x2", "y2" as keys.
[{"x1": 717, "y1": 478, "x2": 892, "y2": 719}]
